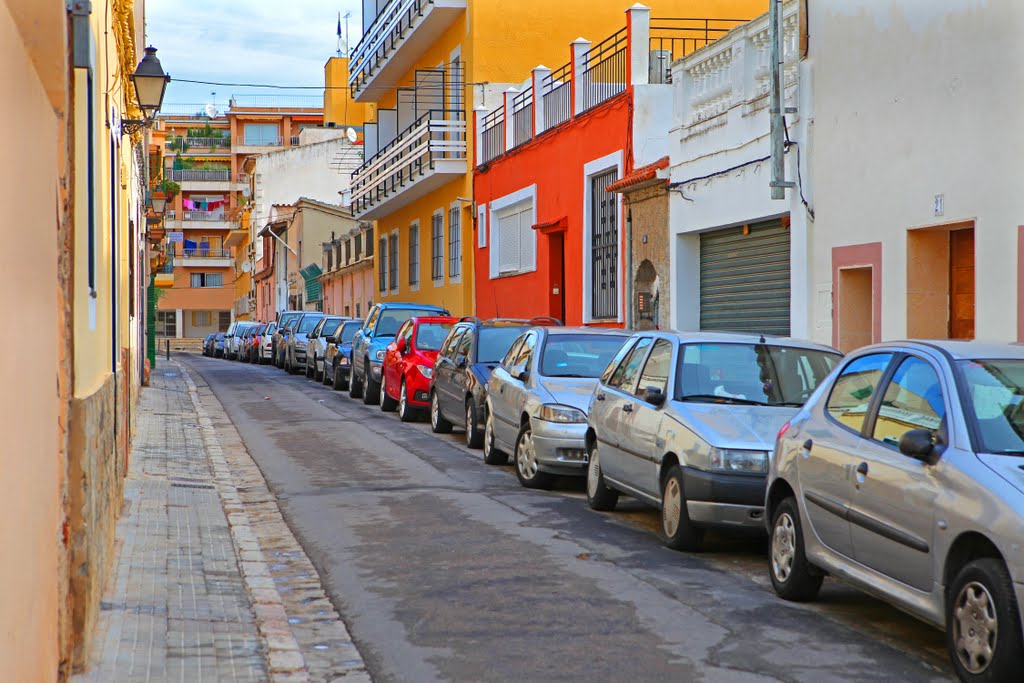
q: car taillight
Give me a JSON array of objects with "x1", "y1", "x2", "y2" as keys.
[{"x1": 777, "y1": 420, "x2": 791, "y2": 442}]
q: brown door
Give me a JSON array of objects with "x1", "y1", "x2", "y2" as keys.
[
  {"x1": 547, "y1": 232, "x2": 565, "y2": 323},
  {"x1": 949, "y1": 228, "x2": 975, "y2": 339}
]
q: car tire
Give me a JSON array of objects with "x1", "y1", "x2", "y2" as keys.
[
  {"x1": 321, "y1": 364, "x2": 332, "y2": 385},
  {"x1": 515, "y1": 424, "x2": 554, "y2": 490},
  {"x1": 465, "y1": 398, "x2": 484, "y2": 449},
  {"x1": 380, "y1": 373, "x2": 398, "y2": 412},
  {"x1": 430, "y1": 390, "x2": 452, "y2": 433},
  {"x1": 333, "y1": 363, "x2": 347, "y2": 391},
  {"x1": 398, "y1": 381, "x2": 417, "y2": 422},
  {"x1": 305, "y1": 359, "x2": 314, "y2": 378},
  {"x1": 586, "y1": 441, "x2": 619, "y2": 511},
  {"x1": 769, "y1": 497, "x2": 823, "y2": 601},
  {"x1": 946, "y1": 558, "x2": 1024, "y2": 682},
  {"x1": 660, "y1": 465, "x2": 705, "y2": 552},
  {"x1": 348, "y1": 364, "x2": 363, "y2": 399},
  {"x1": 314, "y1": 358, "x2": 324, "y2": 382},
  {"x1": 482, "y1": 408, "x2": 508, "y2": 465},
  {"x1": 362, "y1": 361, "x2": 380, "y2": 405}
]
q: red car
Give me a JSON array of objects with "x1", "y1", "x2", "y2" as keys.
[{"x1": 380, "y1": 316, "x2": 458, "y2": 421}]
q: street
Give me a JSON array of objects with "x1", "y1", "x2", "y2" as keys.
[{"x1": 182, "y1": 353, "x2": 956, "y2": 683}]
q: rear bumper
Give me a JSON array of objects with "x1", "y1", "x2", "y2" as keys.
[
  {"x1": 533, "y1": 420, "x2": 589, "y2": 475},
  {"x1": 682, "y1": 467, "x2": 766, "y2": 530}
]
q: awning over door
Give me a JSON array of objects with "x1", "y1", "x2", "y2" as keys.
[{"x1": 299, "y1": 264, "x2": 323, "y2": 303}]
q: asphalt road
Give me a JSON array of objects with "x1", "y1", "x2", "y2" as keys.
[{"x1": 181, "y1": 353, "x2": 955, "y2": 683}]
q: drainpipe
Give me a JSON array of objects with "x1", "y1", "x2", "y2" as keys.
[{"x1": 625, "y1": 207, "x2": 633, "y2": 330}]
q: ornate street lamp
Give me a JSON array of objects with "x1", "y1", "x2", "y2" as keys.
[
  {"x1": 151, "y1": 192, "x2": 168, "y2": 216},
  {"x1": 122, "y1": 47, "x2": 170, "y2": 136}
]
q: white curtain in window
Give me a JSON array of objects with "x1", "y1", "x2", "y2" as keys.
[
  {"x1": 206, "y1": 273, "x2": 223, "y2": 288},
  {"x1": 191, "y1": 273, "x2": 203, "y2": 288}
]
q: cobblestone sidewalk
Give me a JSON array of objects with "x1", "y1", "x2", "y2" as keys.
[{"x1": 74, "y1": 361, "x2": 369, "y2": 683}]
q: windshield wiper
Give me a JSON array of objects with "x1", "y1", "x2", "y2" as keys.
[
  {"x1": 546, "y1": 373, "x2": 591, "y2": 378},
  {"x1": 679, "y1": 394, "x2": 766, "y2": 406},
  {"x1": 772, "y1": 401, "x2": 806, "y2": 407}
]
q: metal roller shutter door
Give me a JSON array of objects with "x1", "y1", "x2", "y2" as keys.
[{"x1": 699, "y1": 221, "x2": 790, "y2": 335}]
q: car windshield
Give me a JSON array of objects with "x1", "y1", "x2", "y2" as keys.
[
  {"x1": 957, "y1": 359, "x2": 1024, "y2": 455},
  {"x1": 415, "y1": 323, "x2": 454, "y2": 351},
  {"x1": 540, "y1": 335, "x2": 629, "y2": 378},
  {"x1": 215, "y1": 333, "x2": 225, "y2": 340},
  {"x1": 297, "y1": 316, "x2": 323, "y2": 334},
  {"x1": 376, "y1": 308, "x2": 441, "y2": 337},
  {"x1": 339, "y1": 322, "x2": 360, "y2": 343},
  {"x1": 678, "y1": 343, "x2": 841, "y2": 406},
  {"x1": 478, "y1": 327, "x2": 526, "y2": 363}
]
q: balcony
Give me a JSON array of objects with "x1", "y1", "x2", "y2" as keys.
[
  {"x1": 350, "y1": 109, "x2": 466, "y2": 220},
  {"x1": 179, "y1": 248, "x2": 232, "y2": 268},
  {"x1": 233, "y1": 135, "x2": 284, "y2": 155},
  {"x1": 348, "y1": 0, "x2": 467, "y2": 102},
  {"x1": 170, "y1": 168, "x2": 232, "y2": 191},
  {"x1": 182, "y1": 210, "x2": 230, "y2": 230},
  {"x1": 165, "y1": 137, "x2": 231, "y2": 154}
]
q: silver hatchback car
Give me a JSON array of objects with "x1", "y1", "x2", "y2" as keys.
[
  {"x1": 767, "y1": 340, "x2": 1024, "y2": 681},
  {"x1": 585, "y1": 332, "x2": 841, "y2": 552},
  {"x1": 484, "y1": 327, "x2": 630, "y2": 489}
]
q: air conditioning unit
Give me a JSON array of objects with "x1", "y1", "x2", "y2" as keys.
[{"x1": 649, "y1": 50, "x2": 672, "y2": 85}]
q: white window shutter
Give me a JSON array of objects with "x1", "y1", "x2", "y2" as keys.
[
  {"x1": 518, "y1": 207, "x2": 535, "y2": 272},
  {"x1": 497, "y1": 211, "x2": 520, "y2": 274}
]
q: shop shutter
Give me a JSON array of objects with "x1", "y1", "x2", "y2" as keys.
[{"x1": 699, "y1": 221, "x2": 790, "y2": 335}]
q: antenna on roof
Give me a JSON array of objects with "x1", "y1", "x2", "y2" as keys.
[{"x1": 759, "y1": 334, "x2": 766, "y2": 344}]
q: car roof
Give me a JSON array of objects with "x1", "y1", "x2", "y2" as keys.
[
  {"x1": 377, "y1": 302, "x2": 448, "y2": 311},
  {"x1": 544, "y1": 327, "x2": 631, "y2": 337},
  {"x1": 633, "y1": 329, "x2": 840, "y2": 354},
  {"x1": 411, "y1": 316, "x2": 459, "y2": 324},
  {"x1": 855, "y1": 339, "x2": 1024, "y2": 361}
]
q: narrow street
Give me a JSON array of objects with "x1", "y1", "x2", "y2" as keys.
[{"x1": 181, "y1": 353, "x2": 956, "y2": 683}]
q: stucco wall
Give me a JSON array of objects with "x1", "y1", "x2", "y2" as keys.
[{"x1": 626, "y1": 185, "x2": 671, "y2": 330}]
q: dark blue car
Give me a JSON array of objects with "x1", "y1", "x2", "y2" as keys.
[{"x1": 323, "y1": 320, "x2": 363, "y2": 391}]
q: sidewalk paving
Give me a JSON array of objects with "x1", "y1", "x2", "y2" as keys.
[{"x1": 74, "y1": 360, "x2": 370, "y2": 683}]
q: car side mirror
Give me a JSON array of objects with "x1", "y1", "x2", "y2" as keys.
[
  {"x1": 510, "y1": 365, "x2": 529, "y2": 381},
  {"x1": 899, "y1": 429, "x2": 937, "y2": 462},
  {"x1": 642, "y1": 386, "x2": 666, "y2": 407},
  {"x1": 455, "y1": 356, "x2": 467, "y2": 369},
  {"x1": 325, "y1": 335, "x2": 336, "y2": 344},
  {"x1": 395, "y1": 337, "x2": 407, "y2": 353}
]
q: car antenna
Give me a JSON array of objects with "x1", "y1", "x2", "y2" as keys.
[{"x1": 759, "y1": 334, "x2": 766, "y2": 343}]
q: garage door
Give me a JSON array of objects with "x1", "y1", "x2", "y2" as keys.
[{"x1": 699, "y1": 221, "x2": 790, "y2": 335}]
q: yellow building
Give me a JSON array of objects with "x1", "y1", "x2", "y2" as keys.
[
  {"x1": 227, "y1": 205, "x2": 255, "y2": 320},
  {"x1": 348, "y1": 0, "x2": 762, "y2": 316}
]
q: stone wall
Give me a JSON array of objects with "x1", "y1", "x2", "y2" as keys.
[{"x1": 626, "y1": 184, "x2": 671, "y2": 331}]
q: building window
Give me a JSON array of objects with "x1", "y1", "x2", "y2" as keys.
[
  {"x1": 431, "y1": 212, "x2": 444, "y2": 282},
  {"x1": 355, "y1": 302, "x2": 361, "y2": 318},
  {"x1": 155, "y1": 311, "x2": 176, "y2": 336},
  {"x1": 326, "y1": 249, "x2": 333, "y2": 271},
  {"x1": 243, "y1": 123, "x2": 278, "y2": 146},
  {"x1": 190, "y1": 272, "x2": 223, "y2": 288},
  {"x1": 448, "y1": 206, "x2": 461, "y2": 280},
  {"x1": 389, "y1": 232, "x2": 399, "y2": 293},
  {"x1": 360, "y1": 231, "x2": 369, "y2": 257},
  {"x1": 494, "y1": 201, "x2": 535, "y2": 276},
  {"x1": 590, "y1": 169, "x2": 619, "y2": 319},
  {"x1": 344, "y1": 239, "x2": 352, "y2": 264},
  {"x1": 408, "y1": 223, "x2": 420, "y2": 287},
  {"x1": 379, "y1": 236, "x2": 388, "y2": 293},
  {"x1": 218, "y1": 311, "x2": 232, "y2": 330},
  {"x1": 344, "y1": 305, "x2": 351, "y2": 317},
  {"x1": 192, "y1": 311, "x2": 212, "y2": 327}
]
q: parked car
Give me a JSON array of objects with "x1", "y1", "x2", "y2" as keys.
[
  {"x1": 349, "y1": 302, "x2": 450, "y2": 405},
  {"x1": 305, "y1": 315, "x2": 349, "y2": 381},
  {"x1": 256, "y1": 322, "x2": 277, "y2": 364},
  {"x1": 202, "y1": 333, "x2": 216, "y2": 357},
  {"x1": 238, "y1": 324, "x2": 258, "y2": 362},
  {"x1": 223, "y1": 322, "x2": 240, "y2": 359},
  {"x1": 226, "y1": 322, "x2": 253, "y2": 360},
  {"x1": 585, "y1": 331, "x2": 841, "y2": 552},
  {"x1": 323, "y1": 320, "x2": 362, "y2": 391},
  {"x1": 380, "y1": 316, "x2": 458, "y2": 420},
  {"x1": 213, "y1": 332, "x2": 226, "y2": 358},
  {"x1": 431, "y1": 317, "x2": 562, "y2": 446},
  {"x1": 273, "y1": 311, "x2": 304, "y2": 368},
  {"x1": 766, "y1": 340, "x2": 1024, "y2": 681},
  {"x1": 483, "y1": 327, "x2": 630, "y2": 489},
  {"x1": 285, "y1": 312, "x2": 326, "y2": 374},
  {"x1": 245, "y1": 323, "x2": 267, "y2": 363}
]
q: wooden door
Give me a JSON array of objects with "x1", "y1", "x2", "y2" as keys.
[{"x1": 949, "y1": 228, "x2": 975, "y2": 339}]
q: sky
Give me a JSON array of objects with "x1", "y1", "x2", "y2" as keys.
[{"x1": 146, "y1": 0, "x2": 365, "y2": 108}]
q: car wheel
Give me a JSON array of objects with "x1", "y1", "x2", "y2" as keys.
[
  {"x1": 333, "y1": 363, "x2": 347, "y2": 391},
  {"x1": 515, "y1": 423, "x2": 553, "y2": 490},
  {"x1": 430, "y1": 390, "x2": 452, "y2": 433},
  {"x1": 398, "y1": 381, "x2": 417, "y2": 422},
  {"x1": 465, "y1": 399, "x2": 484, "y2": 449},
  {"x1": 362, "y1": 361, "x2": 380, "y2": 405},
  {"x1": 769, "y1": 497, "x2": 823, "y2": 601},
  {"x1": 482, "y1": 408, "x2": 508, "y2": 465},
  {"x1": 305, "y1": 358, "x2": 314, "y2": 378},
  {"x1": 348, "y1": 364, "x2": 363, "y2": 399},
  {"x1": 586, "y1": 441, "x2": 619, "y2": 511},
  {"x1": 660, "y1": 465, "x2": 704, "y2": 552},
  {"x1": 947, "y1": 558, "x2": 1024, "y2": 681},
  {"x1": 380, "y1": 373, "x2": 398, "y2": 412},
  {"x1": 321, "y1": 363, "x2": 332, "y2": 385}
]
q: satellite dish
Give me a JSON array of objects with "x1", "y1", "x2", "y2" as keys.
[
  {"x1": 345, "y1": 127, "x2": 358, "y2": 143},
  {"x1": 205, "y1": 103, "x2": 220, "y2": 118},
  {"x1": 241, "y1": 261, "x2": 252, "y2": 273}
]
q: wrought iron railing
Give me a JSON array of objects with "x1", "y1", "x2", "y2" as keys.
[
  {"x1": 480, "y1": 107, "x2": 505, "y2": 164},
  {"x1": 229, "y1": 94, "x2": 323, "y2": 108},
  {"x1": 580, "y1": 28, "x2": 628, "y2": 113},
  {"x1": 649, "y1": 18, "x2": 748, "y2": 84},
  {"x1": 349, "y1": 0, "x2": 433, "y2": 95},
  {"x1": 350, "y1": 108, "x2": 467, "y2": 216},
  {"x1": 240, "y1": 135, "x2": 283, "y2": 147},
  {"x1": 541, "y1": 62, "x2": 572, "y2": 129},
  {"x1": 183, "y1": 210, "x2": 227, "y2": 222},
  {"x1": 290, "y1": 136, "x2": 300, "y2": 145},
  {"x1": 170, "y1": 169, "x2": 230, "y2": 182},
  {"x1": 165, "y1": 137, "x2": 231, "y2": 150},
  {"x1": 182, "y1": 248, "x2": 231, "y2": 259},
  {"x1": 511, "y1": 89, "x2": 533, "y2": 148}
]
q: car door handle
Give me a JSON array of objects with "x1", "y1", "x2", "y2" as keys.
[
  {"x1": 856, "y1": 462, "x2": 869, "y2": 476},
  {"x1": 622, "y1": 404, "x2": 633, "y2": 413},
  {"x1": 596, "y1": 392, "x2": 606, "y2": 401}
]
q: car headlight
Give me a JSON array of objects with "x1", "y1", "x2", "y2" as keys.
[
  {"x1": 708, "y1": 448, "x2": 768, "y2": 473},
  {"x1": 295, "y1": 341, "x2": 307, "y2": 350},
  {"x1": 417, "y1": 364, "x2": 433, "y2": 378},
  {"x1": 537, "y1": 404, "x2": 587, "y2": 423},
  {"x1": 374, "y1": 349, "x2": 385, "y2": 361}
]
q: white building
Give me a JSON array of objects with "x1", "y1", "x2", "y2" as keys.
[{"x1": 667, "y1": 1, "x2": 808, "y2": 337}]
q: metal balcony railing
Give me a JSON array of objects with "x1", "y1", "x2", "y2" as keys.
[
  {"x1": 350, "y1": 108, "x2": 466, "y2": 216},
  {"x1": 170, "y1": 169, "x2": 230, "y2": 182},
  {"x1": 165, "y1": 137, "x2": 231, "y2": 150},
  {"x1": 183, "y1": 210, "x2": 227, "y2": 222},
  {"x1": 290, "y1": 136, "x2": 300, "y2": 145},
  {"x1": 349, "y1": 0, "x2": 433, "y2": 94},
  {"x1": 236, "y1": 173, "x2": 250, "y2": 184},
  {"x1": 165, "y1": 209, "x2": 177, "y2": 220},
  {"x1": 580, "y1": 28, "x2": 628, "y2": 113},
  {"x1": 158, "y1": 260, "x2": 175, "y2": 273},
  {"x1": 541, "y1": 62, "x2": 572, "y2": 130},
  {"x1": 182, "y1": 248, "x2": 231, "y2": 259},
  {"x1": 511, "y1": 89, "x2": 533, "y2": 148},
  {"x1": 649, "y1": 18, "x2": 748, "y2": 84},
  {"x1": 229, "y1": 94, "x2": 323, "y2": 109},
  {"x1": 480, "y1": 107, "x2": 504, "y2": 164},
  {"x1": 240, "y1": 135, "x2": 283, "y2": 147}
]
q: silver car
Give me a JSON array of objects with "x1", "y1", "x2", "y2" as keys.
[
  {"x1": 286, "y1": 312, "x2": 325, "y2": 374},
  {"x1": 585, "y1": 331, "x2": 841, "y2": 551},
  {"x1": 483, "y1": 327, "x2": 630, "y2": 489},
  {"x1": 305, "y1": 315, "x2": 349, "y2": 381},
  {"x1": 767, "y1": 340, "x2": 1024, "y2": 681},
  {"x1": 256, "y1": 322, "x2": 277, "y2": 364}
]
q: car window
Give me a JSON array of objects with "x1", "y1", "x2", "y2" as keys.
[
  {"x1": 825, "y1": 353, "x2": 894, "y2": 433},
  {"x1": 455, "y1": 328, "x2": 472, "y2": 358},
  {"x1": 311, "y1": 319, "x2": 327, "y2": 337},
  {"x1": 541, "y1": 334, "x2": 631, "y2": 379},
  {"x1": 364, "y1": 307, "x2": 381, "y2": 332},
  {"x1": 502, "y1": 336, "x2": 525, "y2": 367},
  {"x1": 477, "y1": 327, "x2": 527, "y2": 364},
  {"x1": 870, "y1": 357, "x2": 946, "y2": 448},
  {"x1": 636, "y1": 339, "x2": 673, "y2": 399},
  {"x1": 441, "y1": 328, "x2": 465, "y2": 358},
  {"x1": 601, "y1": 339, "x2": 638, "y2": 385},
  {"x1": 297, "y1": 316, "x2": 323, "y2": 334},
  {"x1": 375, "y1": 308, "x2": 439, "y2": 337},
  {"x1": 340, "y1": 321, "x2": 360, "y2": 343},
  {"x1": 958, "y1": 358, "x2": 1024, "y2": 455},
  {"x1": 415, "y1": 323, "x2": 453, "y2": 352},
  {"x1": 606, "y1": 338, "x2": 653, "y2": 391},
  {"x1": 512, "y1": 332, "x2": 537, "y2": 369}
]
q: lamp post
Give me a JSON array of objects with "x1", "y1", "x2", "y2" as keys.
[{"x1": 122, "y1": 46, "x2": 170, "y2": 136}]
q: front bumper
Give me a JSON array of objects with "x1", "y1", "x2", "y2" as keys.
[
  {"x1": 404, "y1": 373, "x2": 432, "y2": 406},
  {"x1": 682, "y1": 466, "x2": 766, "y2": 529},
  {"x1": 294, "y1": 349, "x2": 307, "y2": 362},
  {"x1": 369, "y1": 360, "x2": 382, "y2": 380},
  {"x1": 532, "y1": 419, "x2": 589, "y2": 475}
]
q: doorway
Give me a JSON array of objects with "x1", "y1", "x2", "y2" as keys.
[
  {"x1": 949, "y1": 228, "x2": 975, "y2": 339},
  {"x1": 837, "y1": 266, "x2": 873, "y2": 352},
  {"x1": 547, "y1": 231, "x2": 565, "y2": 323},
  {"x1": 906, "y1": 223, "x2": 975, "y2": 340}
]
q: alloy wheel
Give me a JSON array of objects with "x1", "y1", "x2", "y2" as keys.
[
  {"x1": 431, "y1": 393, "x2": 440, "y2": 429},
  {"x1": 516, "y1": 430, "x2": 538, "y2": 480},
  {"x1": 465, "y1": 403, "x2": 475, "y2": 446},
  {"x1": 771, "y1": 512, "x2": 797, "y2": 583},
  {"x1": 586, "y1": 447, "x2": 601, "y2": 499},
  {"x1": 400, "y1": 382, "x2": 407, "y2": 415},
  {"x1": 662, "y1": 477, "x2": 682, "y2": 538},
  {"x1": 484, "y1": 413, "x2": 494, "y2": 458},
  {"x1": 953, "y1": 581, "x2": 998, "y2": 674}
]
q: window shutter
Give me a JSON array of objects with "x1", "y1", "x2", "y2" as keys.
[
  {"x1": 518, "y1": 207, "x2": 535, "y2": 272},
  {"x1": 497, "y1": 211, "x2": 520, "y2": 274}
]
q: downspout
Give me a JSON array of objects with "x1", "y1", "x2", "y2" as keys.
[{"x1": 625, "y1": 207, "x2": 633, "y2": 330}]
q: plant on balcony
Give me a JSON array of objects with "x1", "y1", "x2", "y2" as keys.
[
  {"x1": 156, "y1": 178, "x2": 180, "y2": 198},
  {"x1": 168, "y1": 135, "x2": 190, "y2": 153}
]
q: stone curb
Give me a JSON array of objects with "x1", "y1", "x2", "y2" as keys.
[{"x1": 181, "y1": 362, "x2": 313, "y2": 682}]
